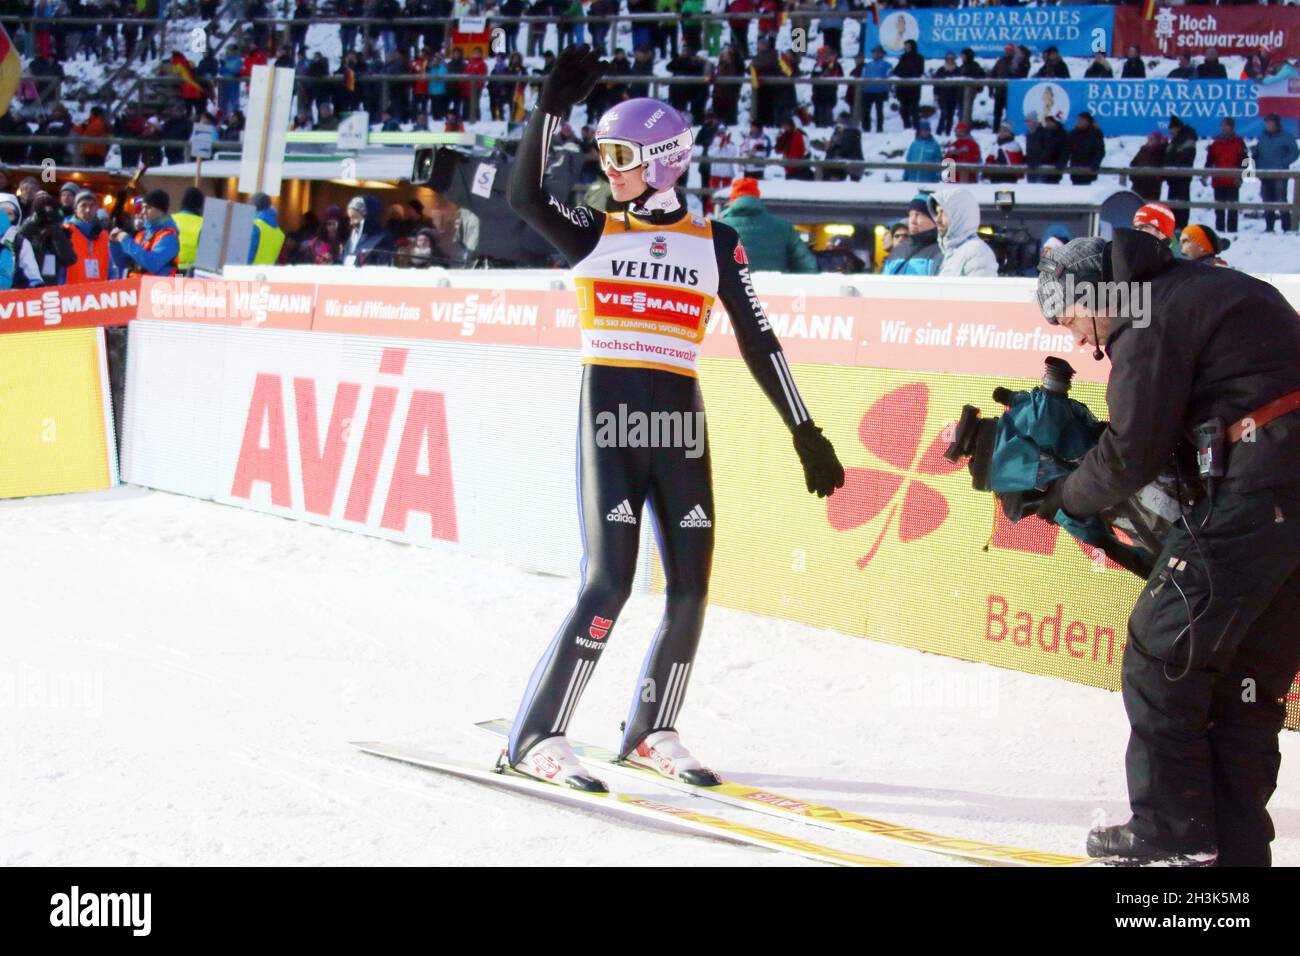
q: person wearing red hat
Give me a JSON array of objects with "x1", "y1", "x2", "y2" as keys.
[
  {"x1": 1132, "y1": 202, "x2": 1175, "y2": 242},
  {"x1": 944, "y1": 121, "x2": 981, "y2": 184}
]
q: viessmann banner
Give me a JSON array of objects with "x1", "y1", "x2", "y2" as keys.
[
  {"x1": 120, "y1": 277, "x2": 1300, "y2": 730},
  {"x1": 0, "y1": 279, "x2": 136, "y2": 498}
]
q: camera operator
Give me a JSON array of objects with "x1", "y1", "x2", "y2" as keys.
[{"x1": 1033, "y1": 232, "x2": 1300, "y2": 866}]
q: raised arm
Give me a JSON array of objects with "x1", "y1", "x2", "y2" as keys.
[{"x1": 507, "y1": 45, "x2": 608, "y2": 266}]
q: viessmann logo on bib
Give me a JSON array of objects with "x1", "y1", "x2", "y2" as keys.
[{"x1": 591, "y1": 280, "x2": 706, "y2": 328}]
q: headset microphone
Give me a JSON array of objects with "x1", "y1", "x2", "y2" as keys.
[{"x1": 1090, "y1": 314, "x2": 1104, "y2": 361}]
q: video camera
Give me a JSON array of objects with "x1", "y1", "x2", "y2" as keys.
[
  {"x1": 410, "y1": 145, "x2": 584, "y2": 267},
  {"x1": 943, "y1": 357, "x2": 1193, "y2": 579},
  {"x1": 978, "y1": 224, "x2": 1040, "y2": 278}
]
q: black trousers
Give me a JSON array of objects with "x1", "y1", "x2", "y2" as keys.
[
  {"x1": 509, "y1": 365, "x2": 714, "y2": 764},
  {"x1": 1261, "y1": 177, "x2": 1293, "y2": 232},
  {"x1": 1122, "y1": 481, "x2": 1300, "y2": 865},
  {"x1": 1214, "y1": 185, "x2": 1240, "y2": 233},
  {"x1": 1167, "y1": 176, "x2": 1192, "y2": 230}
]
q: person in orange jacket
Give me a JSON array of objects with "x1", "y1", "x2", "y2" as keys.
[
  {"x1": 74, "y1": 106, "x2": 111, "y2": 167},
  {"x1": 64, "y1": 189, "x2": 112, "y2": 284}
]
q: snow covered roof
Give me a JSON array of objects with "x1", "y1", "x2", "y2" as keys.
[
  {"x1": 147, "y1": 150, "x2": 420, "y2": 183},
  {"x1": 741, "y1": 179, "x2": 1132, "y2": 208}
]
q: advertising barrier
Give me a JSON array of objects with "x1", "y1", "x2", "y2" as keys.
[
  {"x1": 862, "y1": 5, "x2": 1114, "y2": 58},
  {"x1": 1007, "y1": 78, "x2": 1267, "y2": 138},
  {"x1": 0, "y1": 280, "x2": 133, "y2": 499},
  {"x1": 1114, "y1": 5, "x2": 1300, "y2": 60},
  {"x1": 120, "y1": 274, "x2": 1300, "y2": 730}
]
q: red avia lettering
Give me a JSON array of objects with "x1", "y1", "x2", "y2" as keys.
[
  {"x1": 984, "y1": 593, "x2": 1123, "y2": 665},
  {"x1": 229, "y1": 347, "x2": 459, "y2": 541}
]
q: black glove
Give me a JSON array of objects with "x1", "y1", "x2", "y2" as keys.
[
  {"x1": 538, "y1": 44, "x2": 607, "y2": 116},
  {"x1": 792, "y1": 421, "x2": 846, "y2": 498},
  {"x1": 1032, "y1": 478, "x2": 1069, "y2": 524}
]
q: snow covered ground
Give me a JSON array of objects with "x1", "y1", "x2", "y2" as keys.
[{"x1": 4, "y1": 486, "x2": 1299, "y2": 867}]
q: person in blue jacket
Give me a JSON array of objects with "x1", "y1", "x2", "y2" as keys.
[
  {"x1": 882, "y1": 192, "x2": 943, "y2": 275},
  {"x1": 0, "y1": 207, "x2": 15, "y2": 290},
  {"x1": 109, "y1": 189, "x2": 180, "y2": 277},
  {"x1": 857, "y1": 45, "x2": 892, "y2": 134},
  {"x1": 904, "y1": 120, "x2": 943, "y2": 183},
  {"x1": 1252, "y1": 113, "x2": 1300, "y2": 233}
]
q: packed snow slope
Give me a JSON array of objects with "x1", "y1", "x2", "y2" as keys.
[{"x1": 3, "y1": 488, "x2": 1298, "y2": 866}]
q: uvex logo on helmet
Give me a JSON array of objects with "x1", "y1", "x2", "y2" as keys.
[
  {"x1": 645, "y1": 135, "x2": 687, "y2": 158},
  {"x1": 644, "y1": 108, "x2": 666, "y2": 128}
]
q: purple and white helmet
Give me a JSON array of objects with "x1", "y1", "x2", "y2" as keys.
[{"x1": 594, "y1": 98, "x2": 695, "y2": 191}]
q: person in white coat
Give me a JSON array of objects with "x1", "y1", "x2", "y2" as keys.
[
  {"x1": 927, "y1": 187, "x2": 999, "y2": 277},
  {"x1": 0, "y1": 192, "x2": 46, "y2": 288}
]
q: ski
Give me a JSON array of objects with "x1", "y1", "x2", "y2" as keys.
[
  {"x1": 351, "y1": 740, "x2": 904, "y2": 867},
  {"x1": 477, "y1": 719, "x2": 1092, "y2": 867}
]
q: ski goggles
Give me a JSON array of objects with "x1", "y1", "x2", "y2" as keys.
[{"x1": 596, "y1": 130, "x2": 694, "y2": 173}]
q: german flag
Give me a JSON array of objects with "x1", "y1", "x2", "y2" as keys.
[
  {"x1": 0, "y1": 26, "x2": 21, "y2": 117},
  {"x1": 170, "y1": 51, "x2": 210, "y2": 100},
  {"x1": 1142, "y1": 0, "x2": 1158, "y2": 20},
  {"x1": 511, "y1": 81, "x2": 527, "y2": 123}
]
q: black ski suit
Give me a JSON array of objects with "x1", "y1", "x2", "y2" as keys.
[{"x1": 505, "y1": 110, "x2": 816, "y2": 763}]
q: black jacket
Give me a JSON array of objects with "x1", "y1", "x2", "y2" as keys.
[{"x1": 1062, "y1": 230, "x2": 1300, "y2": 517}]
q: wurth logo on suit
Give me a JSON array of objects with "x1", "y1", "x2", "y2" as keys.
[{"x1": 576, "y1": 615, "x2": 614, "y2": 651}]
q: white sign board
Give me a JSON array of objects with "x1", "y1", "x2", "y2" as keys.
[
  {"x1": 238, "y1": 64, "x2": 295, "y2": 196},
  {"x1": 336, "y1": 111, "x2": 370, "y2": 151},
  {"x1": 189, "y1": 123, "x2": 216, "y2": 160},
  {"x1": 193, "y1": 197, "x2": 257, "y2": 273}
]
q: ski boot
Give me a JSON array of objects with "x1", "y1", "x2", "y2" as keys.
[{"x1": 626, "y1": 730, "x2": 723, "y2": 787}]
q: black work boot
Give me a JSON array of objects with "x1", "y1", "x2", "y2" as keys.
[{"x1": 1087, "y1": 822, "x2": 1217, "y2": 867}]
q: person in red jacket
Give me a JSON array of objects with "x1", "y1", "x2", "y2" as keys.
[
  {"x1": 1205, "y1": 117, "x2": 1248, "y2": 233},
  {"x1": 983, "y1": 122, "x2": 1025, "y2": 183},
  {"x1": 775, "y1": 118, "x2": 809, "y2": 180},
  {"x1": 944, "y1": 121, "x2": 981, "y2": 183},
  {"x1": 726, "y1": 0, "x2": 755, "y2": 57},
  {"x1": 464, "y1": 46, "x2": 488, "y2": 122}
]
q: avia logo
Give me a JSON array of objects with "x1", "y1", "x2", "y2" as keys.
[
  {"x1": 589, "y1": 615, "x2": 613, "y2": 641},
  {"x1": 828, "y1": 383, "x2": 962, "y2": 569},
  {"x1": 230, "y1": 347, "x2": 459, "y2": 541}
]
